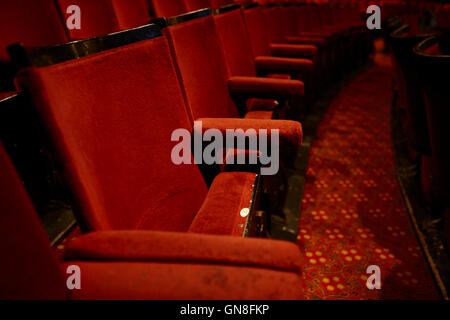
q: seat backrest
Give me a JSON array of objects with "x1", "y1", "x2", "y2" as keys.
[
  {"x1": 279, "y1": 1, "x2": 298, "y2": 38},
  {"x1": 240, "y1": 3, "x2": 271, "y2": 57},
  {"x1": 0, "y1": 0, "x2": 67, "y2": 91},
  {"x1": 163, "y1": 11, "x2": 240, "y2": 120},
  {"x1": 184, "y1": 0, "x2": 211, "y2": 11},
  {"x1": 211, "y1": 4, "x2": 257, "y2": 77},
  {"x1": 16, "y1": 27, "x2": 208, "y2": 232},
  {"x1": 148, "y1": 0, "x2": 188, "y2": 17},
  {"x1": 111, "y1": 0, "x2": 152, "y2": 29},
  {"x1": 0, "y1": 141, "x2": 67, "y2": 300},
  {"x1": 260, "y1": 3, "x2": 285, "y2": 44}
]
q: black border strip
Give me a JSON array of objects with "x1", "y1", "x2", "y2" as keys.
[{"x1": 8, "y1": 23, "x2": 162, "y2": 68}]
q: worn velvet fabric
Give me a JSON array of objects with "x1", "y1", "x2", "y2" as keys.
[
  {"x1": 189, "y1": 172, "x2": 256, "y2": 235},
  {"x1": 17, "y1": 37, "x2": 209, "y2": 232},
  {"x1": 64, "y1": 261, "x2": 304, "y2": 300}
]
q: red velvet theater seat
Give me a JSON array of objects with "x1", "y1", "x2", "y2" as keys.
[
  {"x1": 0, "y1": 140, "x2": 305, "y2": 299},
  {"x1": 160, "y1": 9, "x2": 307, "y2": 122},
  {"x1": 0, "y1": 0, "x2": 67, "y2": 92},
  {"x1": 16, "y1": 25, "x2": 302, "y2": 235},
  {"x1": 414, "y1": 35, "x2": 450, "y2": 218}
]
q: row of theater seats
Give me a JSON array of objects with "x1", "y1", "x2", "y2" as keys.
[
  {"x1": 0, "y1": 0, "x2": 372, "y2": 299},
  {"x1": 387, "y1": 14, "x2": 450, "y2": 245}
]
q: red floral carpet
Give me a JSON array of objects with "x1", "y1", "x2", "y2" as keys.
[{"x1": 298, "y1": 51, "x2": 439, "y2": 299}]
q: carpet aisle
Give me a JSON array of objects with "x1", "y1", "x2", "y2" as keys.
[{"x1": 298, "y1": 50, "x2": 439, "y2": 299}]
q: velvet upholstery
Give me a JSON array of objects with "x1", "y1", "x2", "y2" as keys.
[
  {"x1": 165, "y1": 14, "x2": 307, "y2": 120},
  {"x1": 148, "y1": 0, "x2": 188, "y2": 17},
  {"x1": 208, "y1": 4, "x2": 309, "y2": 115},
  {"x1": 17, "y1": 37, "x2": 209, "y2": 232},
  {"x1": 238, "y1": 2, "x2": 320, "y2": 96},
  {"x1": 0, "y1": 91, "x2": 17, "y2": 101},
  {"x1": 244, "y1": 110, "x2": 274, "y2": 119},
  {"x1": 164, "y1": 16, "x2": 240, "y2": 120},
  {"x1": 390, "y1": 29, "x2": 433, "y2": 156},
  {"x1": 0, "y1": 0, "x2": 67, "y2": 90},
  {"x1": 184, "y1": 0, "x2": 211, "y2": 11},
  {"x1": 0, "y1": 141, "x2": 304, "y2": 300},
  {"x1": 64, "y1": 261, "x2": 304, "y2": 300},
  {"x1": 189, "y1": 172, "x2": 256, "y2": 235},
  {"x1": 247, "y1": 98, "x2": 280, "y2": 111},
  {"x1": 212, "y1": 7, "x2": 258, "y2": 77},
  {"x1": 254, "y1": 56, "x2": 313, "y2": 76},
  {"x1": 197, "y1": 117, "x2": 302, "y2": 167},
  {"x1": 239, "y1": 4, "x2": 270, "y2": 57},
  {"x1": 285, "y1": 36, "x2": 328, "y2": 48},
  {"x1": 16, "y1": 31, "x2": 302, "y2": 239},
  {"x1": 112, "y1": 0, "x2": 152, "y2": 29},
  {"x1": 229, "y1": 76, "x2": 304, "y2": 98},
  {"x1": 57, "y1": 0, "x2": 151, "y2": 40},
  {"x1": 0, "y1": 141, "x2": 67, "y2": 300},
  {"x1": 65, "y1": 230, "x2": 303, "y2": 272}
]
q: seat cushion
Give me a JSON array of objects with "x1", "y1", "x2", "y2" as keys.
[
  {"x1": 64, "y1": 261, "x2": 304, "y2": 300},
  {"x1": 189, "y1": 172, "x2": 257, "y2": 236},
  {"x1": 64, "y1": 230, "x2": 304, "y2": 273}
]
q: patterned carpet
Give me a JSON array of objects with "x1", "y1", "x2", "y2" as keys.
[{"x1": 298, "y1": 51, "x2": 439, "y2": 299}]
